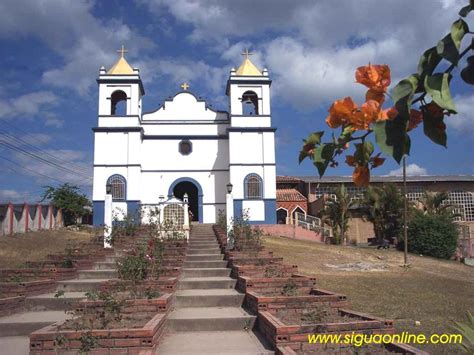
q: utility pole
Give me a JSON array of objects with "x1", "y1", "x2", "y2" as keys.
[{"x1": 403, "y1": 156, "x2": 408, "y2": 266}]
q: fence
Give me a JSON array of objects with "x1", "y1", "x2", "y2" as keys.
[
  {"x1": 457, "y1": 223, "x2": 474, "y2": 258},
  {"x1": 294, "y1": 212, "x2": 333, "y2": 239},
  {"x1": 0, "y1": 203, "x2": 63, "y2": 236}
]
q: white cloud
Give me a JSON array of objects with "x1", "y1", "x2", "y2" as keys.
[
  {"x1": 0, "y1": 0, "x2": 154, "y2": 96},
  {"x1": 449, "y1": 93, "x2": 474, "y2": 136},
  {"x1": 387, "y1": 163, "x2": 428, "y2": 176},
  {"x1": 139, "y1": 0, "x2": 463, "y2": 111},
  {"x1": 0, "y1": 189, "x2": 22, "y2": 201},
  {"x1": 20, "y1": 133, "x2": 52, "y2": 146},
  {"x1": 0, "y1": 91, "x2": 59, "y2": 120}
]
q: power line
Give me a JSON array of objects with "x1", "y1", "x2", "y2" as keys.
[
  {"x1": 0, "y1": 121, "x2": 93, "y2": 174},
  {"x1": 0, "y1": 141, "x2": 92, "y2": 180},
  {"x1": 0, "y1": 129, "x2": 91, "y2": 175}
]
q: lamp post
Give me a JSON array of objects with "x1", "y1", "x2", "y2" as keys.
[
  {"x1": 183, "y1": 193, "x2": 190, "y2": 239},
  {"x1": 226, "y1": 182, "x2": 234, "y2": 248},
  {"x1": 104, "y1": 183, "x2": 113, "y2": 249},
  {"x1": 402, "y1": 156, "x2": 409, "y2": 267}
]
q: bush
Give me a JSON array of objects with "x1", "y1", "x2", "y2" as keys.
[{"x1": 399, "y1": 213, "x2": 458, "y2": 259}]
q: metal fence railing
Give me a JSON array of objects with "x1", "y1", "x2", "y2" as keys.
[{"x1": 294, "y1": 212, "x2": 333, "y2": 239}]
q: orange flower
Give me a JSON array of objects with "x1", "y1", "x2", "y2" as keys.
[
  {"x1": 379, "y1": 106, "x2": 398, "y2": 121},
  {"x1": 353, "y1": 166, "x2": 370, "y2": 187},
  {"x1": 345, "y1": 155, "x2": 356, "y2": 167},
  {"x1": 408, "y1": 109, "x2": 423, "y2": 131},
  {"x1": 366, "y1": 89, "x2": 385, "y2": 105},
  {"x1": 355, "y1": 64, "x2": 391, "y2": 93},
  {"x1": 350, "y1": 100, "x2": 383, "y2": 130},
  {"x1": 326, "y1": 97, "x2": 357, "y2": 128}
]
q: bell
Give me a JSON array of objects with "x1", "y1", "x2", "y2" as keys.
[{"x1": 461, "y1": 56, "x2": 474, "y2": 85}]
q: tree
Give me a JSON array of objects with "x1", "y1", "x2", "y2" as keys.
[
  {"x1": 41, "y1": 184, "x2": 91, "y2": 226},
  {"x1": 320, "y1": 184, "x2": 355, "y2": 244},
  {"x1": 418, "y1": 191, "x2": 461, "y2": 219},
  {"x1": 299, "y1": 1, "x2": 474, "y2": 186},
  {"x1": 362, "y1": 184, "x2": 404, "y2": 245}
]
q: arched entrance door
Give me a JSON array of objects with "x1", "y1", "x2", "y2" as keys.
[{"x1": 172, "y1": 181, "x2": 199, "y2": 222}]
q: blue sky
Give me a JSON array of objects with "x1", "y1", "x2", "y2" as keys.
[{"x1": 0, "y1": 0, "x2": 473, "y2": 202}]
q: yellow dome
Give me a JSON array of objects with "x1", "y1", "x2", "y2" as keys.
[
  {"x1": 235, "y1": 49, "x2": 262, "y2": 76},
  {"x1": 107, "y1": 45, "x2": 134, "y2": 75}
]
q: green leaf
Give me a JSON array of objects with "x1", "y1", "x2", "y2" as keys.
[
  {"x1": 423, "y1": 106, "x2": 447, "y2": 147},
  {"x1": 306, "y1": 131, "x2": 324, "y2": 145},
  {"x1": 424, "y1": 73, "x2": 457, "y2": 113},
  {"x1": 437, "y1": 34, "x2": 459, "y2": 64},
  {"x1": 451, "y1": 19, "x2": 469, "y2": 50},
  {"x1": 354, "y1": 141, "x2": 374, "y2": 164},
  {"x1": 391, "y1": 75, "x2": 419, "y2": 120},
  {"x1": 459, "y1": 4, "x2": 472, "y2": 17},
  {"x1": 374, "y1": 120, "x2": 411, "y2": 164},
  {"x1": 298, "y1": 150, "x2": 308, "y2": 164},
  {"x1": 312, "y1": 143, "x2": 336, "y2": 177},
  {"x1": 461, "y1": 56, "x2": 474, "y2": 85},
  {"x1": 418, "y1": 47, "x2": 442, "y2": 77}
]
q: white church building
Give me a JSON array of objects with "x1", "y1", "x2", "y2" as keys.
[{"x1": 92, "y1": 48, "x2": 277, "y2": 225}]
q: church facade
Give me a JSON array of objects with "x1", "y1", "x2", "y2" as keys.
[{"x1": 92, "y1": 49, "x2": 276, "y2": 225}]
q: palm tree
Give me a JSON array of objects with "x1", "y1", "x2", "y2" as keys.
[
  {"x1": 320, "y1": 184, "x2": 355, "y2": 244},
  {"x1": 418, "y1": 191, "x2": 461, "y2": 219},
  {"x1": 362, "y1": 184, "x2": 404, "y2": 245}
]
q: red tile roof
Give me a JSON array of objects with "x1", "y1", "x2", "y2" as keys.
[
  {"x1": 276, "y1": 175, "x2": 302, "y2": 183},
  {"x1": 276, "y1": 188, "x2": 307, "y2": 202}
]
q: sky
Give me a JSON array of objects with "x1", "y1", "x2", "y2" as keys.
[{"x1": 0, "y1": 0, "x2": 473, "y2": 203}]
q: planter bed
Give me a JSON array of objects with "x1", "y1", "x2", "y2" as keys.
[
  {"x1": 76, "y1": 293, "x2": 173, "y2": 316},
  {"x1": 30, "y1": 311, "x2": 167, "y2": 354},
  {"x1": 0, "y1": 295, "x2": 25, "y2": 316},
  {"x1": 231, "y1": 263, "x2": 298, "y2": 278},
  {"x1": 0, "y1": 279, "x2": 55, "y2": 298},
  {"x1": 258, "y1": 308, "x2": 394, "y2": 351},
  {"x1": 225, "y1": 250, "x2": 273, "y2": 259},
  {"x1": 161, "y1": 257, "x2": 186, "y2": 267},
  {"x1": 159, "y1": 266, "x2": 181, "y2": 277},
  {"x1": 277, "y1": 341, "x2": 428, "y2": 355},
  {"x1": 0, "y1": 267, "x2": 77, "y2": 281},
  {"x1": 245, "y1": 288, "x2": 349, "y2": 314},
  {"x1": 237, "y1": 274, "x2": 316, "y2": 293},
  {"x1": 101, "y1": 277, "x2": 178, "y2": 294},
  {"x1": 227, "y1": 255, "x2": 284, "y2": 268}
]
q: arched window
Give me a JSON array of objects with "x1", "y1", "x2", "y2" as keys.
[
  {"x1": 241, "y1": 91, "x2": 259, "y2": 115},
  {"x1": 292, "y1": 206, "x2": 305, "y2": 221},
  {"x1": 107, "y1": 174, "x2": 126, "y2": 200},
  {"x1": 111, "y1": 90, "x2": 127, "y2": 116},
  {"x1": 244, "y1": 173, "x2": 263, "y2": 199}
]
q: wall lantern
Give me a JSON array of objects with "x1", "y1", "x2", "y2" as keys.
[
  {"x1": 226, "y1": 182, "x2": 233, "y2": 194},
  {"x1": 106, "y1": 183, "x2": 112, "y2": 194}
]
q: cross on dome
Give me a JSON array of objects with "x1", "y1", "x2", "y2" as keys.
[
  {"x1": 241, "y1": 49, "x2": 253, "y2": 59},
  {"x1": 117, "y1": 45, "x2": 128, "y2": 58},
  {"x1": 180, "y1": 82, "x2": 190, "y2": 91}
]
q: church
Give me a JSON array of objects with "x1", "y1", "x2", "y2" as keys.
[{"x1": 92, "y1": 48, "x2": 276, "y2": 225}]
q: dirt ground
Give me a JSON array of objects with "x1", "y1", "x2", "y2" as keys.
[
  {"x1": 263, "y1": 235, "x2": 474, "y2": 354},
  {"x1": 0, "y1": 229, "x2": 93, "y2": 268}
]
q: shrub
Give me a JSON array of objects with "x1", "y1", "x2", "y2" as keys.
[
  {"x1": 116, "y1": 247, "x2": 149, "y2": 281},
  {"x1": 399, "y1": 213, "x2": 458, "y2": 259},
  {"x1": 229, "y1": 210, "x2": 263, "y2": 253}
]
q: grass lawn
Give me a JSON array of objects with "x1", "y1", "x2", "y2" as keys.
[
  {"x1": 0, "y1": 229, "x2": 93, "y2": 268},
  {"x1": 263, "y1": 235, "x2": 474, "y2": 354}
]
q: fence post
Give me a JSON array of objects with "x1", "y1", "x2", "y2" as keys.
[
  {"x1": 25, "y1": 204, "x2": 29, "y2": 233},
  {"x1": 8, "y1": 203, "x2": 13, "y2": 235}
]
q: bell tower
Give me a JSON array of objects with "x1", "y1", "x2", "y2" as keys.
[
  {"x1": 226, "y1": 50, "x2": 276, "y2": 223},
  {"x1": 97, "y1": 46, "x2": 144, "y2": 118}
]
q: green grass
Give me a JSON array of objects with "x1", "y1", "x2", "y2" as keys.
[{"x1": 263, "y1": 235, "x2": 474, "y2": 354}]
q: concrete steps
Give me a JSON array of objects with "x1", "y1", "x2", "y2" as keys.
[
  {"x1": 78, "y1": 269, "x2": 117, "y2": 279},
  {"x1": 174, "y1": 289, "x2": 244, "y2": 307},
  {"x1": 94, "y1": 261, "x2": 116, "y2": 269},
  {"x1": 167, "y1": 307, "x2": 256, "y2": 331},
  {"x1": 183, "y1": 260, "x2": 228, "y2": 268},
  {"x1": 0, "y1": 311, "x2": 71, "y2": 336},
  {"x1": 25, "y1": 292, "x2": 86, "y2": 311},
  {"x1": 186, "y1": 254, "x2": 224, "y2": 261},
  {"x1": 157, "y1": 226, "x2": 274, "y2": 354},
  {"x1": 182, "y1": 268, "x2": 231, "y2": 277},
  {"x1": 157, "y1": 331, "x2": 274, "y2": 355},
  {"x1": 56, "y1": 278, "x2": 112, "y2": 292},
  {"x1": 178, "y1": 276, "x2": 236, "y2": 289}
]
